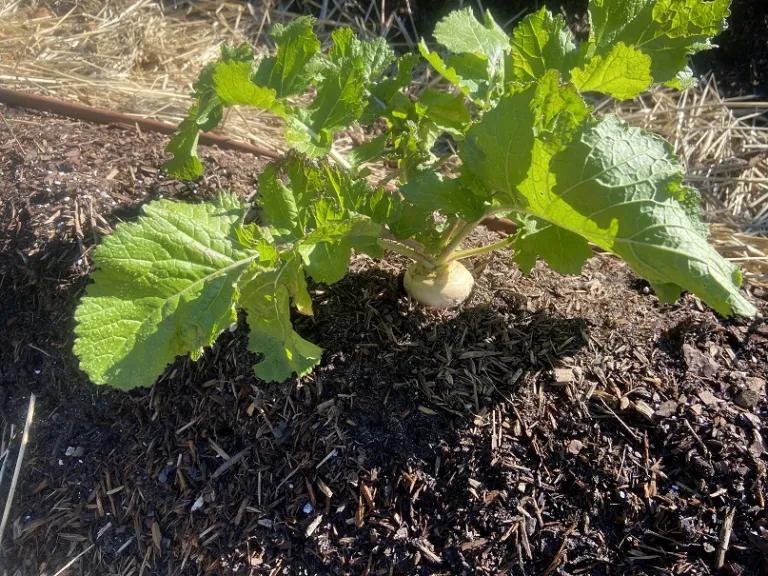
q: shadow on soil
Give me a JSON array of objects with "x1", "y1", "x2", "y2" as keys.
[{"x1": 1, "y1": 235, "x2": 590, "y2": 573}]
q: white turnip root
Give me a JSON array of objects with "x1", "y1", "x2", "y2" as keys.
[{"x1": 403, "y1": 261, "x2": 474, "y2": 308}]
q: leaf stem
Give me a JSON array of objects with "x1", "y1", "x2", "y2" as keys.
[
  {"x1": 377, "y1": 239, "x2": 436, "y2": 269},
  {"x1": 444, "y1": 236, "x2": 514, "y2": 262},
  {"x1": 328, "y1": 147, "x2": 353, "y2": 172},
  {"x1": 433, "y1": 217, "x2": 483, "y2": 266}
]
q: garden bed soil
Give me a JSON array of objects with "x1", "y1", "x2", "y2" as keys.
[{"x1": 1, "y1": 106, "x2": 768, "y2": 575}]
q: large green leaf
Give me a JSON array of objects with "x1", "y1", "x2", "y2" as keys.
[
  {"x1": 509, "y1": 8, "x2": 579, "y2": 82},
  {"x1": 462, "y1": 75, "x2": 755, "y2": 317},
  {"x1": 239, "y1": 261, "x2": 323, "y2": 383},
  {"x1": 587, "y1": 0, "x2": 731, "y2": 86},
  {"x1": 74, "y1": 194, "x2": 260, "y2": 390}
]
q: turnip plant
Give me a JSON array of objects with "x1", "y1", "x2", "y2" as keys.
[{"x1": 74, "y1": 0, "x2": 755, "y2": 390}]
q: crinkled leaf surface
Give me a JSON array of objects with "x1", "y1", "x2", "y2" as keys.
[
  {"x1": 587, "y1": 0, "x2": 731, "y2": 85},
  {"x1": 546, "y1": 115, "x2": 754, "y2": 316},
  {"x1": 239, "y1": 262, "x2": 323, "y2": 383},
  {"x1": 463, "y1": 75, "x2": 754, "y2": 317},
  {"x1": 74, "y1": 194, "x2": 260, "y2": 390},
  {"x1": 509, "y1": 8, "x2": 579, "y2": 82},
  {"x1": 400, "y1": 170, "x2": 483, "y2": 220}
]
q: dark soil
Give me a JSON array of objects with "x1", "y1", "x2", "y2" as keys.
[{"x1": 2, "y1": 106, "x2": 768, "y2": 576}]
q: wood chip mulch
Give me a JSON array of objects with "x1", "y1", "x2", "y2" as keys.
[{"x1": 1, "y1": 106, "x2": 768, "y2": 575}]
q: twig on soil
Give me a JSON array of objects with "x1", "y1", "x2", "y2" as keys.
[
  {"x1": 0, "y1": 108, "x2": 25, "y2": 155},
  {"x1": 52, "y1": 544, "x2": 95, "y2": 576},
  {"x1": 542, "y1": 523, "x2": 577, "y2": 576},
  {"x1": 598, "y1": 398, "x2": 641, "y2": 442},
  {"x1": 716, "y1": 507, "x2": 736, "y2": 569},
  {"x1": 0, "y1": 393, "x2": 36, "y2": 549}
]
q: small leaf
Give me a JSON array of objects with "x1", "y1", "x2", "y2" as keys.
[
  {"x1": 253, "y1": 16, "x2": 321, "y2": 98},
  {"x1": 163, "y1": 119, "x2": 203, "y2": 180},
  {"x1": 419, "y1": 42, "x2": 474, "y2": 97},
  {"x1": 509, "y1": 8, "x2": 579, "y2": 82},
  {"x1": 571, "y1": 42, "x2": 652, "y2": 100},
  {"x1": 239, "y1": 262, "x2": 322, "y2": 383},
  {"x1": 433, "y1": 7, "x2": 509, "y2": 78},
  {"x1": 74, "y1": 194, "x2": 259, "y2": 390},
  {"x1": 257, "y1": 165, "x2": 300, "y2": 237},
  {"x1": 400, "y1": 170, "x2": 483, "y2": 220},
  {"x1": 346, "y1": 134, "x2": 388, "y2": 166},
  {"x1": 212, "y1": 60, "x2": 283, "y2": 113},
  {"x1": 418, "y1": 88, "x2": 472, "y2": 138}
]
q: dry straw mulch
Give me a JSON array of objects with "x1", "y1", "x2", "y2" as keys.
[{"x1": 1, "y1": 0, "x2": 767, "y2": 287}]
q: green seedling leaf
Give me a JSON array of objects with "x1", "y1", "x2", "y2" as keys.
[
  {"x1": 253, "y1": 16, "x2": 321, "y2": 98},
  {"x1": 433, "y1": 7, "x2": 509, "y2": 79},
  {"x1": 284, "y1": 56, "x2": 367, "y2": 156},
  {"x1": 509, "y1": 8, "x2": 579, "y2": 82},
  {"x1": 73, "y1": 194, "x2": 260, "y2": 390},
  {"x1": 346, "y1": 134, "x2": 388, "y2": 166},
  {"x1": 571, "y1": 42, "x2": 652, "y2": 100},
  {"x1": 212, "y1": 60, "x2": 283, "y2": 113},
  {"x1": 239, "y1": 261, "x2": 323, "y2": 383}
]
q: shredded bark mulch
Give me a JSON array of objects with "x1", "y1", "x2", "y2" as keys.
[{"x1": 1, "y1": 106, "x2": 767, "y2": 575}]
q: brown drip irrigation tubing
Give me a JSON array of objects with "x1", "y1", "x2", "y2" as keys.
[{"x1": 0, "y1": 87, "x2": 517, "y2": 235}]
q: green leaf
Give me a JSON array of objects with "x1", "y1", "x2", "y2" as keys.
[
  {"x1": 419, "y1": 42, "x2": 476, "y2": 98},
  {"x1": 212, "y1": 60, "x2": 283, "y2": 113},
  {"x1": 346, "y1": 133, "x2": 388, "y2": 166},
  {"x1": 330, "y1": 28, "x2": 394, "y2": 80},
  {"x1": 73, "y1": 194, "x2": 260, "y2": 390},
  {"x1": 587, "y1": 0, "x2": 731, "y2": 85},
  {"x1": 418, "y1": 88, "x2": 472, "y2": 138},
  {"x1": 545, "y1": 115, "x2": 754, "y2": 317},
  {"x1": 509, "y1": 8, "x2": 579, "y2": 82},
  {"x1": 363, "y1": 53, "x2": 420, "y2": 123},
  {"x1": 433, "y1": 7, "x2": 509, "y2": 78},
  {"x1": 253, "y1": 16, "x2": 321, "y2": 98},
  {"x1": 461, "y1": 85, "x2": 538, "y2": 204},
  {"x1": 400, "y1": 169, "x2": 483, "y2": 220},
  {"x1": 239, "y1": 261, "x2": 322, "y2": 383},
  {"x1": 299, "y1": 239, "x2": 352, "y2": 285},
  {"x1": 163, "y1": 119, "x2": 203, "y2": 180},
  {"x1": 571, "y1": 42, "x2": 652, "y2": 100},
  {"x1": 512, "y1": 216, "x2": 593, "y2": 274},
  {"x1": 284, "y1": 253, "x2": 314, "y2": 316},
  {"x1": 257, "y1": 165, "x2": 300, "y2": 238},
  {"x1": 283, "y1": 57, "x2": 367, "y2": 157},
  {"x1": 463, "y1": 73, "x2": 753, "y2": 317}
]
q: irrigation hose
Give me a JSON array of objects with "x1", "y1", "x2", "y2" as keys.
[{"x1": 0, "y1": 88, "x2": 517, "y2": 235}]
